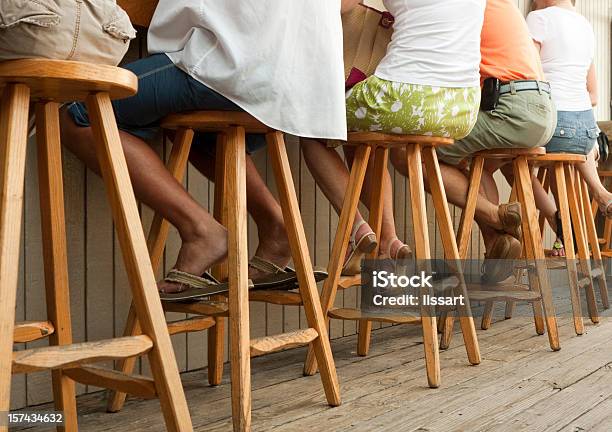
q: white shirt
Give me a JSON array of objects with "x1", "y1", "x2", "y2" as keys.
[
  {"x1": 147, "y1": 1, "x2": 347, "y2": 140},
  {"x1": 375, "y1": 0, "x2": 485, "y2": 88},
  {"x1": 527, "y1": 7, "x2": 594, "y2": 111}
]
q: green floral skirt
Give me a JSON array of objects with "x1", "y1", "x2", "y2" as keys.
[{"x1": 345, "y1": 75, "x2": 480, "y2": 139}]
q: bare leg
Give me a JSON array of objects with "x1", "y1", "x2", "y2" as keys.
[
  {"x1": 344, "y1": 147, "x2": 407, "y2": 258},
  {"x1": 392, "y1": 148, "x2": 513, "y2": 251},
  {"x1": 189, "y1": 146, "x2": 291, "y2": 276},
  {"x1": 577, "y1": 146, "x2": 612, "y2": 211},
  {"x1": 301, "y1": 139, "x2": 373, "y2": 244},
  {"x1": 60, "y1": 109, "x2": 227, "y2": 292}
]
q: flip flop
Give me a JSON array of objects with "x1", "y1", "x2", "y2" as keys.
[
  {"x1": 342, "y1": 220, "x2": 378, "y2": 276},
  {"x1": 249, "y1": 256, "x2": 328, "y2": 290},
  {"x1": 481, "y1": 234, "x2": 522, "y2": 284},
  {"x1": 160, "y1": 269, "x2": 238, "y2": 302}
]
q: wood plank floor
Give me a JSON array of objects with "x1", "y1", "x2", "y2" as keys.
[{"x1": 14, "y1": 291, "x2": 612, "y2": 431}]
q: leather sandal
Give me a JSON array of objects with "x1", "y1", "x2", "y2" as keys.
[
  {"x1": 481, "y1": 234, "x2": 522, "y2": 284},
  {"x1": 159, "y1": 269, "x2": 248, "y2": 302},
  {"x1": 248, "y1": 255, "x2": 327, "y2": 290},
  {"x1": 342, "y1": 220, "x2": 378, "y2": 276},
  {"x1": 498, "y1": 202, "x2": 522, "y2": 241}
]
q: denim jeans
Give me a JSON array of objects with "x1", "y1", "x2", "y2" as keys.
[
  {"x1": 68, "y1": 53, "x2": 266, "y2": 153},
  {"x1": 545, "y1": 109, "x2": 600, "y2": 155}
]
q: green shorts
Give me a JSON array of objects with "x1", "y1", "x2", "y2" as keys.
[
  {"x1": 345, "y1": 75, "x2": 480, "y2": 139},
  {"x1": 436, "y1": 88, "x2": 556, "y2": 166}
]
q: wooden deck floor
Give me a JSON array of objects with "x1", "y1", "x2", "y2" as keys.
[{"x1": 14, "y1": 293, "x2": 612, "y2": 431}]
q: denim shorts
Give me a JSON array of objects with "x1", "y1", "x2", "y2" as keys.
[
  {"x1": 67, "y1": 53, "x2": 266, "y2": 154},
  {"x1": 545, "y1": 109, "x2": 600, "y2": 155}
]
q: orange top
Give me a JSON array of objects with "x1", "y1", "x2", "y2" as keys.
[{"x1": 480, "y1": 0, "x2": 545, "y2": 85}]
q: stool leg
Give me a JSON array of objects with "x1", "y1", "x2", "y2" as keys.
[
  {"x1": 357, "y1": 146, "x2": 388, "y2": 357},
  {"x1": 268, "y1": 132, "x2": 341, "y2": 405},
  {"x1": 567, "y1": 168, "x2": 599, "y2": 324},
  {"x1": 36, "y1": 102, "x2": 79, "y2": 431},
  {"x1": 440, "y1": 155, "x2": 484, "y2": 349},
  {"x1": 554, "y1": 163, "x2": 584, "y2": 335},
  {"x1": 303, "y1": 145, "x2": 371, "y2": 376},
  {"x1": 209, "y1": 134, "x2": 228, "y2": 387},
  {"x1": 423, "y1": 146, "x2": 480, "y2": 365},
  {"x1": 86, "y1": 93, "x2": 192, "y2": 431},
  {"x1": 580, "y1": 176, "x2": 610, "y2": 310},
  {"x1": 0, "y1": 84, "x2": 30, "y2": 431},
  {"x1": 514, "y1": 156, "x2": 560, "y2": 351},
  {"x1": 107, "y1": 127, "x2": 196, "y2": 412},
  {"x1": 224, "y1": 126, "x2": 251, "y2": 431},
  {"x1": 406, "y1": 144, "x2": 440, "y2": 388}
]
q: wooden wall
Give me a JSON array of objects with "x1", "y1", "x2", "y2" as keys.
[{"x1": 10, "y1": 0, "x2": 612, "y2": 409}]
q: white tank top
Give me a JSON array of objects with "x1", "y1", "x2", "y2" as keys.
[
  {"x1": 375, "y1": 0, "x2": 485, "y2": 88},
  {"x1": 147, "y1": 0, "x2": 347, "y2": 140}
]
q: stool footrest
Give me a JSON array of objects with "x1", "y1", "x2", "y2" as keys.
[
  {"x1": 249, "y1": 290, "x2": 303, "y2": 305},
  {"x1": 338, "y1": 275, "x2": 361, "y2": 290},
  {"x1": 163, "y1": 300, "x2": 229, "y2": 316},
  {"x1": 167, "y1": 316, "x2": 216, "y2": 335},
  {"x1": 12, "y1": 335, "x2": 153, "y2": 374},
  {"x1": 468, "y1": 290, "x2": 541, "y2": 302},
  {"x1": 250, "y1": 328, "x2": 318, "y2": 358},
  {"x1": 600, "y1": 251, "x2": 612, "y2": 258},
  {"x1": 13, "y1": 321, "x2": 55, "y2": 343},
  {"x1": 63, "y1": 366, "x2": 157, "y2": 400},
  {"x1": 327, "y1": 308, "x2": 421, "y2": 324}
]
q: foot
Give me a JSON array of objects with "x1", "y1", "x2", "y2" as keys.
[
  {"x1": 496, "y1": 202, "x2": 522, "y2": 240},
  {"x1": 379, "y1": 237, "x2": 413, "y2": 260},
  {"x1": 250, "y1": 224, "x2": 291, "y2": 281},
  {"x1": 158, "y1": 222, "x2": 228, "y2": 294},
  {"x1": 344, "y1": 220, "x2": 375, "y2": 263},
  {"x1": 482, "y1": 233, "x2": 522, "y2": 284},
  {"x1": 551, "y1": 238, "x2": 565, "y2": 257}
]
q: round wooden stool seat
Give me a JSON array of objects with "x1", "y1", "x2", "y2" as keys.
[
  {"x1": 0, "y1": 59, "x2": 137, "y2": 102},
  {"x1": 528, "y1": 153, "x2": 586, "y2": 166},
  {"x1": 474, "y1": 147, "x2": 545, "y2": 159},
  {"x1": 162, "y1": 111, "x2": 271, "y2": 133},
  {"x1": 347, "y1": 132, "x2": 454, "y2": 147}
]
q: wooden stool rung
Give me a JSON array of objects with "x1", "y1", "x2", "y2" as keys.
[
  {"x1": 63, "y1": 366, "x2": 157, "y2": 400},
  {"x1": 13, "y1": 321, "x2": 54, "y2": 343},
  {"x1": 162, "y1": 300, "x2": 229, "y2": 316},
  {"x1": 338, "y1": 275, "x2": 361, "y2": 290},
  {"x1": 468, "y1": 291, "x2": 541, "y2": 302},
  {"x1": 248, "y1": 290, "x2": 303, "y2": 305},
  {"x1": 167, "y1": 316, "x2": 216, "y2": 335},
  {"x1": 250, "y1": 329, "x2": 319, "y2": 358},
  {"x1": 12, "y1": 335, "x2": 153, "y2": 374},
  {"x1": 327, "y1": 308, "x2": 421, "y2": 325}
]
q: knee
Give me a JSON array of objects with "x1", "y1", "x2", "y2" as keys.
[{"x1": 389, "y1": 148, "x2": 406, "y2": 173}]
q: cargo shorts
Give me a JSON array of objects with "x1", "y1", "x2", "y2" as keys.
[{"x1": 0, "y1": 0, "x2": 136, "y2": 66}]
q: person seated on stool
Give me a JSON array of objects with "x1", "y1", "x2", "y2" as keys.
[
  {"x1": 391, "y1": 0, "x2": 556, "y2": 283},
  {"x1": 520, "y1": 0, "x2": 612, "y2": 257},
  {"x1": 60, "y1": 0, "x2": 348, "y2": 296},
  {"x1": 301, "y1": 0, "x2": 484, "y2": 275}
]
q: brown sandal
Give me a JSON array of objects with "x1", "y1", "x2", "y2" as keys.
[
  {"x1": 249, "y1": 256, "x2": 328, "y2": 290},
  {"x1": 481, "y1": 234, "x2": 522, "y2": 284},
  {"x1": 160, "y1": 270, "x2": 233, "y2": 302},
  {"x1": 342, "y1": 220, "x2": 378, "y2": 276},
  {"x1": 498, "y1": 202, "x2": 522, "y2": 241}
]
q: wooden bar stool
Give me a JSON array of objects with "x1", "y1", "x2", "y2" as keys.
[
  {"x1": 0, "y1": 59, "x2": 192, "y2": 431},
  {"x1": 106, "y1": 112, "x2": 341, "y2": 431},
  {"x1": 440, "y1": 148, "x2": 561, "y2": 352},
  {"x1": 302, "y1": 132, "x2": 481, "y2": 388}
]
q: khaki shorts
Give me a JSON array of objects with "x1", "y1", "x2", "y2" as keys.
[
  {"x1": 0, "y1": 0, "x2": 136, "y2": 66},
  {"x1": 436, "y1": 88, "x2": 556, "y2": 166}
]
